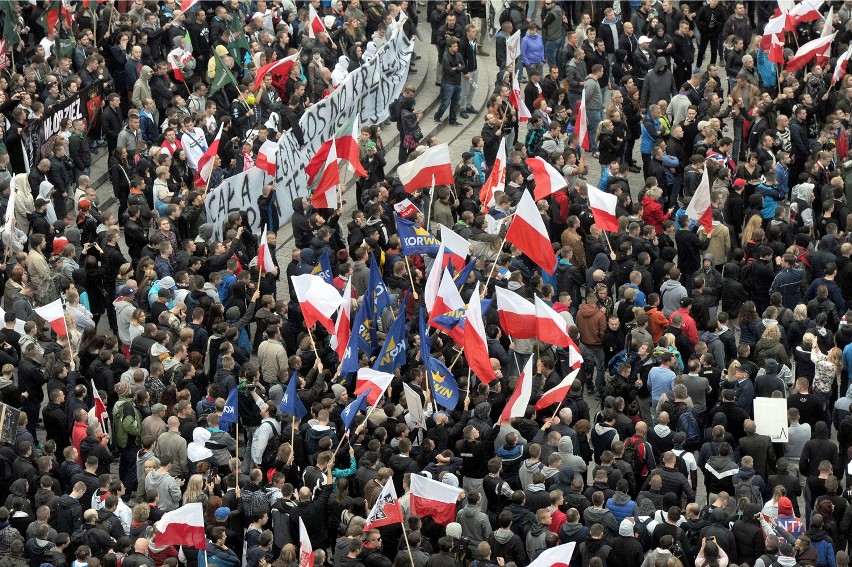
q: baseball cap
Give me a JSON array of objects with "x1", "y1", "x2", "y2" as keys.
[
  {"x1": 733, "y1": 178, "x2": 747, "y2": 188},
  {"x1": 34, "y1": 198, "x2": 50, "y2": 208},
  {"x1": 366, "y1": 141, "x2": 377, "y2": 150},
  {"x1": 118, "y1": 285, "x2": 137, "y2": 297},
  {"x1": 638, "y1": 35, "x2": 651, "y2": 43},
  {"x1": 214, "y1": 507, "x2": 230, "y2": 521}
]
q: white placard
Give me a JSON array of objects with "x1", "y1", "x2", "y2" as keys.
[{"x1": 754, "y1": 397, "x2": 789, "y2": 443}]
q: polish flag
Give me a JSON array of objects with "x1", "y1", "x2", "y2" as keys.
[
  {"x1": 364, "y1": 478, "x2": 404, "y2": 530},
  {"x1": 479, "y1": 139, "x2": 506, "y2": 210},
  {"x1": 410, "y1": 474, "x2": 463, "y2": 525},
  {"x1": 527, "y1": 543, "x2": 577, "y2": 567},
  {"x1": 330, "y1": 278, "x2": 352, "y2": 362},
  {"x1": 398, "y1": 144, "x2": 454, "y2": 193},
  {"x1": 494, "y1": 287, "x2": 536, "y2": 339},
  {"x1": 510, "y1": 71, "x2": 531, "y2": 122},
  {"x1": 463, "y1": 282, "x2": 496, "y2": 384},
  {"x1": 833, "y1": 44, "x2": 852, "y2": 84},
  {"x1": 505, "y1": 191, "x2": 556, "y2": 274},
  {"x1": 34, "y1": 299, "x2": 67, "y2": 337},
  {"x1": 310, "y1": 140, "x2": 339, "y2": 210},
  {"x1": 306, "y1": 115, "x2": 367, "y2": 184},
  {"x1": 155, "y1": 502, "x2": 205, "y2": 548},
  {"x1": 786, "y1": 0, "x2": 824, "y2": 31},
  {"x1": 253, "y1": 50, "x2": 300, "y2": 92},
  {"x1": 567, "y1": 335, "x2": 583, "y2": 369},
  {"x1": 534, "y1": 295, "x2": 572, "y2": 347},
  {"x1": 440, "y1": 225, "x2": 470, "y2": 274},
  {"x1": 815, "y1": 7, "x2": 834, "y2": 66},
  {"x1": 586, "y1": 183, "x2": 619, "y2": 232},
  {"x1": 534, "y1": 369, "x2": 580, "y2": 410},
  {"x1": 91, "y1": 380, "x2": 108, "y2": 433},
  {"x1": 258, "y1": 226, "x2": 276, "y2": 274},
  {"x1": 431, "y1": 268, "x2": 464, "y2": 320},
  {"x1": 307, "y1": 4, "x2": 326, "y2": 38},
  {"x1": 354, "y1": 368, "x2": 394, "y2": 405},
  {"x1": 685, "y1": 166, "x2": 713, "y2": 234},
  {"x1": 299, "y1": 517, "x2": 314, "y2": 567},
  {"x1": 768, "y1": 34, "x2": 785, "y2": 65},
  {"x1": 785, "y1": 33, "x2": 836, "y2": 72},
  {"x1": 291, "y1": 274, "x2": 344, "y2": 333},
  {"x1": 197, "y1": 123, "x2": 224, "y2": 184},
  {"x1": 424, "y1": 243, "x2": 446, "y2": 314},
  {"x1": 499, "y1": 355, "x2": 534, "y2": 422},
  {"x1": 528, "y1": 156, "x2": 568, "y2": 201},
  {"x1": 574, "y1": 89, "x2": 590, "y2": 151},
  {"x1": 180, "y1": 0, "x2": 199, "y2": 12},
  {"x1": 256, "y1": 140, "x2": 279, "y2": 176}
]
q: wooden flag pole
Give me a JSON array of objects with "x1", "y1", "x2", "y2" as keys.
[
  {"x1": 290, "y1": 414, "x2": 296, "y2": 449},
  {"x1": 550, "y1": 398, "x2": 567, "y2": 421},
  {"x1": 235, "y1": 421, "x2": 239, "y2": 469},
  {"x1": 447, "y1": 347, "x2": 465, "y2": 371},
  {"x1": 425, "y1": 175, "x2": 437, "y2": 233},
  {"x1": 603, "y1": 230, "x2": 614, "y2": 254},
  {"x1": 401, "y1": 523, "x2": 416, "y2": 567},
  {"x1": 404, "y1": 257, "x2": 419, "y2": 299},
  {"x1": 307, "y1": 326, "x2": 321, "y2": 361}
]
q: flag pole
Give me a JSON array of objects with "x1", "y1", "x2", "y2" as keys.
[
  {"x1": 603, "y1": 230, "x2": 614, "y2": 254},
  {"x1": 235, "y1": 421, "x2": 239, "y2": 469},
  {"x1": 290, "y1": 414, "x2": 296, "y2": 449},
  {"x1": 425, "y1": 176, "x2": 437, "y2": 232},
  {"x1": 550, "y1": 398, "x2": 566, "y2": 421},
  {"x1": 447, "y1": 347, "x2": 465, "y2": 371},
  {"x1": 401, "y1": 522, "x2": 416, "y2": 567},
  {"x1": 307, "y1": 326, "x2": 321, "y2": 361},
  {"x1": 404, "y1": 257, "x2": 419, "y2": 299},
  {"x1": 483, "y1": 229, "x2": 511, "y2": 290}
]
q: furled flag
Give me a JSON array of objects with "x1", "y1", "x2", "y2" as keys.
[
  {"x1": 291, "y1": 274, "x2": 344, "y2": 334},
  {"x1": 354, "y1": 368, "x2": 394, "y2": 405},
  {"x1": 1, "y1": 1, "x2": 20, "y2": 45},
  {"x1": 258, "y1": 225, "x2": 276, "y2": 274},
  {"x1": 785, "y1": 33, "x2": 837, "y2": 72},
  {"x1": 769, "y1": 33, "x2": 785, "y2": 65},
  {"x1": 430, "y1": 268, "x2": 464, "y2": 321},
  {"x1": 311, "y1": 250, "x2": 333, "y2": 284},
  {"x1": 373, "y1": 302, "x2": 407, "y2": 373},
  {"x1": 424, "y1": 242, "x2": 446, "y2": 314},
  {"x1": 440, "y1": 225, "x2": 470, "y2": 274},
  {"x1": 91, "y1": 380, "x2": 108, "y2": 433},
  {"x1": 535, "y1": 369, "x2": 581, "y2": 411},
  {"x1": 528, "y1": 156, "x2": 568, "y2": 201},
  {"x1": 219, "y1": 387, "x2": 239, "y2": 426},
  {"x1": 431, "y1": 306, "x2": 467, "y2": 344},
  {"x1": 419, "y1": 307, "x2": 433, "y2": 365},
  {"x1": 331, "y1": 278, "x2": 352, "y2": 362},
  {"x1": 586, "y1": 183, "x2": 619, "y2": 232},
  {"x1": 279, "y1": 371, "x2": 308, "y2": 420},
  {"x1": 397, "y1": 216, "x2": 441, "y2": 255},
  {"x1": 534, "y1": 296, "x2": 572, "y2": 347},
  {"x1": 833, "y1": 44, "x2": 852, "y2": 84},
  {"x1": 510, "y1": 71, "x2": 531, "y2": 122},
  {"x1": 500, "y1": 355, "x2": 534, "y2": 422},
  {"x1": 575, "y1": 89, "x2": 589, "y2": 150},
  {"x1": 505, "y1": 191, "x2": 557, "y2": 274},
  {"x1": 253, "y1": 50, "x2": 301, "y2": 93},
  {"x1": 341, "y1": 390, "x2": 369, "y2": 431},
  {"x1": 410, "y1": 474, "x2": 463, "y2": 525},
  {"x1": 815, "y1": 6, "x2": 834, "y2": 67},
  {"x1": 155, "y1": 502, "x2": 206, "y2": 548},
  {"x1": 307, "y1": 3, "x2": 326, "y2": 38},
  {"x1": 310, "y1": 140, "x2": 339, "y2": 210},
  {"x1": 685, "y1": 166, "x2": 713, "y2": 234},
  {"x1": 479, "y1": 139, "x2": 506, "y2": 210},
  {"x1": 34, "y1": 299, "x2": 67, "y2": 337},
  {"x1": 299, "y1": 517, "x2": 314, "y2": 567},
  {"x1": 339, "y1": 301, "x2": 366, "y2": 375},
  {"x1": 305, "y1": 114, "x2": 367, "y2": 183},
  {"x1": 210, "y1": 51, "x2": 238, "y2": 94},
  {"x1": 366, "y1": 255, "x2": 391, "y2": 322},
  {"x1": 197, "y1": 123, "x2": 224, "y2": 184},
  {"x1": 398, "y1": 144, "x2": 454, "y2": 193},
  {"x1": 527, "y1": 543, "x2": 577, "y2": 567},
  {"x1": 429, "y1": 356, "x2": 460, "y2": 410},
  {"x1": 256, "y1": 140, "x2": 279, "y2": 176},
  {"x1": 463, "y1": 282, "x2": 496, "y2": 384},
  {"x1": 364, "y1": 478, "x2": 404, "y2": 530},
  {"x1": 495, "y1": 286, "x2": 536, "y2": 339}
]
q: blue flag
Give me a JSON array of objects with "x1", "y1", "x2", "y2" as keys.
[
  {"x1": 396, "y1": 215, "x2": 441, "y2": 255},
  {"x1": 220, "y1": 387, "x2": 239, "y2": 426},
  {"x1": 279, "y1": 371, "x2": 308, "y2": 420},
  {"x1": 428, "y1": 356, "x2": 460, "y2": 410},
  {"x1": 452, "y1": 259, "x2": 477, "y2": 287},
  {"x1": 311, "y1": 249, "x2": 333, "y2": 284},
  {"x1": 366, "y1": 255, "x2": 391, "y2": 318},
  {"x1": 373, "y1": 300, "x2": 407, "y2": 373},
  {"x1": 341, "y1": 390, "x2": 369, "y2": 431},
  {"x1": 353, "y1": 299, "x2": 376, "y2": 355},
  {"x1": 419, "y1": 308, "x2": 431, "y2": 368}
]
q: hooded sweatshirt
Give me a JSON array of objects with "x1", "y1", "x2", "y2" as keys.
[
  {"x1": 584, "y1": 506, "x2": 618, "y2": 536},
  {"x1": 457, "y1": 504, "x2": 492, "y2": 547},
  {"x1": 660, "y1": 278, "x2": 687, "y2": 317},
  {"x1": 144, "y1": 469, "x2": 181, "y2": 511}
]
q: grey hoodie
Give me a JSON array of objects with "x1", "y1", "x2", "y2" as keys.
[
  {"x1": 660, "y1": 278, "x2": 687, "y2": 317},
  {"x1": 145, "y1": 469, "x2": 181, "y2": 511},
  {"x1": 519, "y1": 459, "x2": 544, "y2": 491},
  {"x1": 457, "y1": 504, "x2": 492, "y2": 547},
  {"x1": 584, "y1": 506, "x2": 617, "y2": 535},
  {"x1": 558, "y1": 437, "x2": 587, "y2": 478},
  {"x1": 493, "y1": 527, "x2": 515, "y2": 545}
]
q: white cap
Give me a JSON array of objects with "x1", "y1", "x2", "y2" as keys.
[{"x1": 638, "y1": 35, "x2": 652, "y2": 44}]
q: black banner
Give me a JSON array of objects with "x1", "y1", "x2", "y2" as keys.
[{"x1": 23, "y1": 80, "x2": 105, "y2": 172}]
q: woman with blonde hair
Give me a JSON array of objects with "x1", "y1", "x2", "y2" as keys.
[
  {"x1": 128, "y1": 308, "x2": 146, "y2": 345},
  {"x1": 812, "y1": 344, "x2": 842, "y2": 423},
  {"x1": 182, "y1": 474, "x2": 209, "y2": 509},
  {"x1": 741, "y1": 217, "x2": 763, "y2": 255},
  {"x1": 754, "y1": 324, "x2": 790, "y2": 367}
]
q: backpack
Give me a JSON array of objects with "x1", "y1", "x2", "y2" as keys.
[
  {"x1": 676, "y1": 409, "x2": 701, "y2": 450},
  {"x1": 242, "y1": 487, "x2": 271, "y2": 518},
  {"x1": 260, "y1": 420, "x2": 281, "y2": 467},
  {"x1": 623, "y1": 437, "x2": 647, "y2": 480},
  {"x1": 735, "y1": 476, "x2": 763, "y2": 506}
]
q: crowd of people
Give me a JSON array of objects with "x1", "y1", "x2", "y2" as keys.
[{"x1": 0, "y1": 2, "x2": 851, "y2": 567}]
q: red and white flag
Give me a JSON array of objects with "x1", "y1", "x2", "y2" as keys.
[
  {"x1": 833, "y1": 44, "x2": 852, "y2": 84},
  {"x1": 574, "y1": 89, "x2": 590, "y2": 151},
  {"x1": 494, "y1": 287, "x2": 536, "y2": 339},
  {"x1": 155, "y1": 502, "x2": 205, "y2": 548},
  {"x1": 310, "y1": 140, "x2": 339, "y2": 209},
  {"x1": 424, "y1": 243, "x2": 446, "y2": 314},
  {"x1": 354, "y1": 368, "x2": 394, "y2": 406},
  {"x1": 527, "y1": 542, "x2": 577, "y2": 567},
  {"x1": 34, "y1": 299, "x2": 67, "y2": 337},
  {"x1": 768, "y1": 33, "x2": 785, "y2": 65},
  {"x1": 398, "y1": 144, "x2": 454, "y2": 193},
  {"x1": 528, "y1": 157, "x2": 568, "y2": 201},
  {"x1": 291, "y1": 274, "x2": 344, "y2": 333},
  {"x1": 258, "y1": 225, "x2": 276, "y2": 274},
  {"x1": 307, "y1": 4, "x2": 326, "y2": 38},
  {"x1": 91, "y1": 380, "x2": 108, "y2": 433},
  {"x1": 567, "y1": 335, "x2": 583, "y2": 369},
  {"x1": 256, "y1": 140, "x2": 279, "y2": 176},
  {"x1": 253, "y1": 50, "x2": 300, "y2": 92},
  {"x1": 785, "y1": 32, "x2": 836, "y2": 72},
  {"x1": 534, "y1": 369, "x2": 580, "y2": 410},
  {"x1": 499, "y1": 355, "x2": 534, "y2": 422},
  {"x1": 685, "y1": 166, "x2": 713, "y2": 234},
  {"x1": 815, "y1": 6, "x2": 834, "y2": 66},
  {"x1": 534, "y1": 295, "x2": 572, "y2": 347},
  {"x1": 306, "y1": 115, "x2": 367, "y2": 184},
  {"x1": 586, "y1": 183, "x2": 619, "y2": 232},
  {"x1": 299, "y1": 517, "x2": 314, "y2": 567},
  {"x1": 431, "y1": 268, "x2": 464, "y2": 320},
  {"x1": 786, "y1": 0, "x2": 823, "y2": 30},
  {"x1": 364, "y1": 478, "x2": 404, "y2": 530},
  {"x1": 505, "y1": 191, "x2": 556, "y2": 274},
  {"x1": 410, "y1": 474, "x2": 463, "y2": 525},
  {"x1": 440, "y1": 225, "x2": 470, "y2": 273},
  {"x1": 330, "y1": 277, "x2": 351, "y2": 362},
  {"x1": 197, "y1": 123, "x2": 224, "y2": 184},
  {"x1": 180, "y1": 0, "x2": 199, "y2": 12},
  {"x1": 510, "y1": 71, "x2": 531, "y2": 122},
  {"x1": 463, "y1": 282, "x2": 496, "y2": 384},
  {"x1": 505, "y1": 30, "x2": 521, "y2": 66},
  {"x1": 479, "y1": 139, "x2": 506, "y2": 209}
]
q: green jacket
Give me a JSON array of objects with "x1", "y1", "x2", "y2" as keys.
[{"x1": 113, "y1": 396, "x2": 142, "y2": 449}]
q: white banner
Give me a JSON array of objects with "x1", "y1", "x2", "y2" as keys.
[
  {"x1": 753, "y1": 398, "x2": 789, "y2": 443},
  {"x1": 204, "y1": 167, "x2": 270, "y2": 242}
]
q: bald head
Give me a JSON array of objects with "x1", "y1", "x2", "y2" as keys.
[
  {"x1": 299, "y1": 487, "x2": 312, "y2": 501},
  {"x1": 167, "y1": 416, "x2": 180, "y2": 430},
  {"x1": 134, "y1": 538, "x2": 149, "y2": 553}
]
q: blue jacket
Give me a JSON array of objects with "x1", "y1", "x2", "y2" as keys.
[
  {"x1": 470, "y1": 147, "x2": 486, "y2": 184},
  {"x1": 776, "y1": 163, "x2": 789, "y2": 196},
  {"x1": 605, "y1": 493, "x2": 636, "y2": 524},
  {"x1": 640, "y1": 115, "x2": 662, "y2": 154},
  {"x1": 756, "y1": 182, "x2": 786, "y2": 219},
  {"x1": 206, "y1": 542, "x2": 240, "y2": 567},
  {"x1": 770, "y1": 267, "x2": 805, "y2": 309},
  {"x1": 521, "y1": 33, "x2": 545, "y2": 66},
  {"x1": 809, "y1": 533, "x2": 836, "y2": 567}
]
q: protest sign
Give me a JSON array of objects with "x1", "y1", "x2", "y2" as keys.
[{"x1": 754, "y1": 397, "x2": 789, "y2": 443}]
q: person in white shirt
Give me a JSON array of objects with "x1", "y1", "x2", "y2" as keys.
[{"x1": 179, "y1": 116, "x2": 207, "y2": 171}]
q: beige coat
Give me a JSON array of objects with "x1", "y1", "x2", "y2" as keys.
[
  {"x1": 12, "y1": 174, "x2": 33, "y2": 234},
  {"x1": 700, "y1": 223, "x2": 731, "y2": 267},
  {"x1": 258, "y1": 338, "x2": 288, "y2": 383}
]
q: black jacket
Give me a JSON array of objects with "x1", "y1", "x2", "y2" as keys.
[{"x1": 54, "y1": 494, "x2": 82, "y2": 536}]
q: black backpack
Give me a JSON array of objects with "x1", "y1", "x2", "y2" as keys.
[{"x1": 260, "y1": 419, "x2": 281, "y2": 467}]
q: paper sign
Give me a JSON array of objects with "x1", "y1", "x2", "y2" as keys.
[
  {"x1": 394, "y1": 199, "x2": 419, "y2": 219},
  {"x1": 754, "y1": 397, "x2": 789, "y2": 443}
]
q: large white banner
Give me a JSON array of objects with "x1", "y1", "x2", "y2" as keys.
[
  {"x1": 205, "y1": 167, "x2": 269, "y2": 242},
  {"x1": 754, "y1": 397, "x2": 789, "y2": 443}
]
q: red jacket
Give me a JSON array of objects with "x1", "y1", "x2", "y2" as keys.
[
  {"x1": 671, "y1": 307, "x2": 699, "y2": 345},
  {"x1": 72, "y1": 421, "x2": 88, "y2": 465},
  {"x1": 641, "y1": 195, "x2": 667, "y2": 234}
]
